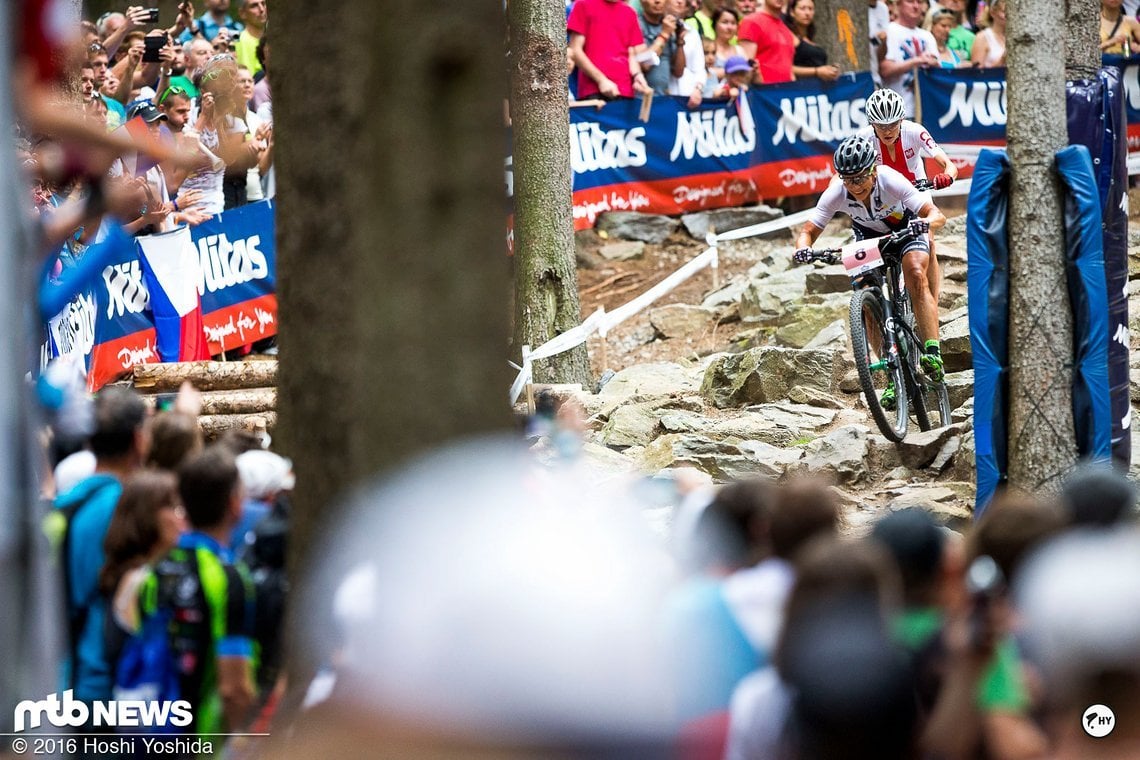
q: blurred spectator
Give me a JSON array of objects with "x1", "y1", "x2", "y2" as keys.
[
  {"x1": 89, "y1": 42, "x2": 128, "y2": 130},
  {"x1": 233, "y1": 0, "x2": 267, "y2": 77},
  {"x1": 736, "y1": 0, "x2": 756, "y2": 12},
  {"x1": 667, "y1": 0, "x2": 709, "y2": 106},
  {"x1": 568, "y1": 0, "x2": 651, "y2": 99},
  {"x1": 934, "y1": 0, "x2": 976, "y2": 59},
  {"x1": 869, "y1": 0, "x2": 891, "y2": 85},
  {"x1": 146, "y1": 411, "x2": 203, "y2": 473},
  {"x1": 231, "y1": 448, "x2": 292, "y2": 554},
  {"x1": 725, "y1": 537, "x2": 910, "y2": 760},
  {"x1": 1101, "y1": 0, "x2": 1140, "y2": 54},
  {"x1": 51, "y1": 387, "x2": 149, "y2": 708},
  {"x1": 970, "y1": 0, "x2": 1006, "y2": 67},
  {"x1": 785, "y1": 0, "x2": 841, "y2": 80},
  {"x1": 638, "y1": 0, "x2": 688, "y2": 95},
  {"x1": 176, "y1": 37, "x2": 216, "y2": 99},
  {"x1": 710, "y1": 7, "x2": 745, "y2": 84},
  {"x1": 251, "y1": 33, "x2": 272, "y2": 112},
  {"x1": 723, "y1": 478, "x2": 840, "y2": 657},
  {"x1": 930, "y1": 8, "x2": 970, "y2": 66},
  {"x1": 880, "y1": 0, "x2": 939, "y2": 117},
  {"x1": 1060, "y1": 463, "x2": 1138, "y2": 527},
  {"x1": 231, "y1": 64, "x2": 271, "y2": 205},
  {"x1": 738, "y1": 0, "x2": 796, "y2": 84},
  {"x1": 1016, "y1": 529, "x2": 1140, "y2": 760},
  {"x1": 701, "y1": 38, "x2": 721, "y2": 95},
  {"x1": 180, "y1": 0, "x2": 245, "y2": 43},
  {"x1": 712, "y1": 54, "x2": 755, "y2": 98},
  {"x1": 685, "y1": 0, "x2": 726, "y2": 39},
  {"x1": 99, "y1": 471, "x2": 186, "y2": 672},
  {"x1": 139, "y1": 445, "x2": 256, "y2": 736}
]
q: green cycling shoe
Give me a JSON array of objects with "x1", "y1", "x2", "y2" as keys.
[
  {"x1": 880, "y1": 382, "x2": 897, "y2": 411},
  {"x1": 921, "y1": 341, "x2": 945, "y2": 383}
]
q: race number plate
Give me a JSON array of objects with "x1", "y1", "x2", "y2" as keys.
[{"x1": 841, "y1": 240, "x2": 884, "y2": 276}]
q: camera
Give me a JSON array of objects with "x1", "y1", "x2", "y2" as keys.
[
  {"x1": 144, "y1": 7, "x2": 160, "y2": 23},
  {"x1": 142, "y1": 35, "x2": 165, "y2": 62}
]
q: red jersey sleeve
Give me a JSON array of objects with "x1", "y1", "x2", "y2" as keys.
[{"x1": 737, "y1": 14, "x2": 761, "y2": 45}]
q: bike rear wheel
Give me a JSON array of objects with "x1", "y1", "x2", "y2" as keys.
[{"x1": 850, "y1": 288, "x2": 909, "y2": 442}]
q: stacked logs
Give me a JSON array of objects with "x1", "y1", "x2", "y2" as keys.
[{"x1": 131, "y1": 361, "x2": 277, "y2": 441}]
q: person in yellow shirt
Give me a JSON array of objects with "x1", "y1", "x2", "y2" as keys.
[{"x1": 233, "y1": 0, "x2": 267, "y2": 77}]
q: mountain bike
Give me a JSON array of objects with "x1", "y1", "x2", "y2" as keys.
[{"x1": 794, "y1": 220, "x2": 951, "y2": 443}]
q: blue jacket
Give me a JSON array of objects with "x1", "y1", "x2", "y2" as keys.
[{"x1": 55, "y1": 473, "x2": 122, "y2": 702}]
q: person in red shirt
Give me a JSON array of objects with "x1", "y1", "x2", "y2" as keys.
[
  {"x1": 568, "y1": 0, "x2": 652, "y2": 99},
  {"x1": 738, "y1": 0, "x2": 797, "y2": 84}
]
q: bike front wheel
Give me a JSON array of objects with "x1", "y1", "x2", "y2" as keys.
[
  {"x1": 913, "y1": 375, "x2": 952, "y2": 431},
  {"x1": 850, "y1": 288, "x2": 909, "y2": 442}
]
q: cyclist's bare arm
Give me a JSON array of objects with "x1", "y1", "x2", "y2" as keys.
[
  {"x1": 795, "y1": 221, "x2": 825, "y2": 251},
  {"x1": 917, "y1": 202, "x2": 947, "y2": 233},
  {"x1": 929, "y1": 148, "x2": 958, "y2": 181}
]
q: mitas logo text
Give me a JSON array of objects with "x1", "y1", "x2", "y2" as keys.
[
  {"x1": 772, "y1": 94, "x2": 867, "y2": 146},
  {"x1": 197, "y1": 233, "x2": 269, "y2": 294},
  {"x1": 13, "y1": 690, "x2": 193, "y2": 732}
]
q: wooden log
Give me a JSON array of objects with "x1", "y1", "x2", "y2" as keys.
[
  {"x1": 132, "y1": 361, "x2": 277, "y2": 393},
  {"x1": 198, "y1": 388, "x2": 277, "y2": 416},
  {"x1": 198, "y1": 412, "x2": 277, "y2": 441}
]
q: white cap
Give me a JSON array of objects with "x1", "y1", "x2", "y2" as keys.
[{"x1": 235, "y1": 449, "x2": 294, "y2": 500}]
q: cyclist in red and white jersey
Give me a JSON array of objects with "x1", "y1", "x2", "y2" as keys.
[
  {"x1": 794, "y1": 136, "x2": 947, "y2": 403},
  {"x1": 857, "y1": 88, "x2": 957, "y2": 305}
]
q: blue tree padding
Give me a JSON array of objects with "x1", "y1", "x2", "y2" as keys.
[
  {"x1": 1057, "y1": 145, "x2": 1113, "y2": 461},
  {"x1": 1066, "y1": 69, "x2": 1131, "y2": 466},
  {"x1": 966, "y1": 149, "x2": 1010, "y2": 516}
]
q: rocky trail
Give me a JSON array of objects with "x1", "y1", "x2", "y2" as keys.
[{"x1": 556, "y1": 193, "x2": 1140, "y2": 530}]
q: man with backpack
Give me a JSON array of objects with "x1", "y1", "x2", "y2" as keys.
[
  {"x1": 135, "y1": 445, "x2": 257, "y2": 737},
  {"x1": 53, "y1": 387, "x2": 149, "y2": 710}
]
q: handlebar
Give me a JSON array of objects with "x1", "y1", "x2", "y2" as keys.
[
  {"x1": 913, "y1": 178, "x2": 936, "y2": 191},
  {"x1": 793, "y1": 221, "x2": 930, "y2": 266}
]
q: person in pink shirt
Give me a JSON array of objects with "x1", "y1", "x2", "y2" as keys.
[
  {"x1": 568, "y1": 0, "x2": 652, "y2": 99},
  {"x1": 738, "y1": 0, "x2": 796, "y2": 83}
]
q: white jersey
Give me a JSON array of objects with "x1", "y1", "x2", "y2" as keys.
[
  {"x1": 809, "y1": 164, "x2": 926, "y2": 236},
  {"x1": 882, "y1": 23, "x2": 938, "y2": 118},
  {"x1": 856, "y1": 120, "x2": 940, "y2": 183}
]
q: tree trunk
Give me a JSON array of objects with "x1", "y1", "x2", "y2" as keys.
[
  {"x1": 508, "y1": 0, "x2": 591, "y2": 387},
  {"x1": 274, "y1": 0, "x2": 511, "y2": 701},
  {"x1": 132, "y1": 360, "x2": 277, "y2": 392},
  {"x1": 1065, "y1": 0, "x2": 1101, "y2": 80},
  {"x1": 812, "y1": 0, "x2": 870, "y2": 73},
  {"x1": 1006, "y1": 0, "x2": 1078, "y2": 493}
]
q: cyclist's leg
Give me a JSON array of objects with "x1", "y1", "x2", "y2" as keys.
[
  {"x1": 928, "y1": 235, "x2": 942, "y2": 305},
  {"x1": 900, "y1": 238, "x2": 938, "y2": 344}
]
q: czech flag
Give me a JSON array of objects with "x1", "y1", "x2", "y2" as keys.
[{"x1": 136, "y1": 226, "x2": 210, "y2": 362}]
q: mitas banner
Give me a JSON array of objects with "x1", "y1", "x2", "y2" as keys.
[
  {"x1": 43, "y1": 200, "x2": 277, "y2": 391},
  {"x1": 507, "y1": 72, "x2": 876, "y2": 230}
]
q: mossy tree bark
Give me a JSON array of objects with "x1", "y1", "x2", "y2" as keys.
[
  {"x1": 274, "y1": 0, "x2": 511, "y2": 693},
  {"x1": 812, "y1": 0, "x2": 870, "y2": 73},
  {"x1": 508, "y1": 0, "x2": 591, "y2": 387},
  {"x1": 1006, "y1": 0, "x2": 1078, "y2": 493}
]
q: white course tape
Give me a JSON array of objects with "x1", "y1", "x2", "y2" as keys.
[
  {"x1": 713, "y1": 208, "x2": 815, "y2": 242},
  {"x1": 599, "y1": 247, "x2": 716, "y2": 332}
]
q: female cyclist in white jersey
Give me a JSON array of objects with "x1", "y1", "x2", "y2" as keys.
[
  {"x1": 857, "y1": 88, "x2": 957, "y2": 304},
  {"x1": 795, "y1": 135, "x2": 947, "y2": 390}
]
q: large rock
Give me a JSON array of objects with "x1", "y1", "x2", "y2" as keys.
[
  {"x1": 940, "y1": 315, "x2": 972, "y2": 372},
  {"x1": 787, "y1": 386, "x2": 846, "y2": 409},
  {"x1": 598, "y1": 403, "x2": 663, "y2": 448},
  {"x1": 740, "y1": 269, "x2": 808, "y2": 323},
  {"x1": 774, "y1": 295, "x2": 850, "y2": 349},
  {"x1": 804, "y1": 318, "x2": 847, "y2": 350},
  {"x1": 799, "y1": 425, "x2": 871, "y2": 484},
  {"x1": 887, "y1": 486, "x2": 972, "y2": 522},
  {"x1": 641, "y1": 434, "x2": 801, "y2": 481},
  {"x1": 701, "y1": 276, "x2": 749, "y2": 317},
  {"x1": 658, "y1": 403, "x2": 836, "y2": 447},
  {"x1": 944, "y1": 370, "x2": 973, "y2": 410},
  {"x1": 701, "y1": 347, "x2": 849, "y2": 408},
  {"x1": 805, "y1": 265, "x2": 853, "y2": 295},
  {"x1": 649, "y1": 304, "x2": 719, "y2": 339},
  {"x1": 598, "y1": 362, "x2": 703, "y2": 406},
  {"x1": 896, "y1": 424, "x2": 962, "y2": 470},
  {"x1": 680, "y1": 205, "x2": 784, "y2": 239},
  {"x1": 598, "y1": 240, "x2": 645, "y2": 261},
  {"x1": 596, "y1": 211, "x2": 680, "y2": 244}
]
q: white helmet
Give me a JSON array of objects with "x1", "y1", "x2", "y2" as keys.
[{"x1": 865, "y1": 88, "x2": 906, "y2": 125}]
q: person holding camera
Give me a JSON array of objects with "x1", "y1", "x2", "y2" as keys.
[
  {"x1": 638, "y1": 0, "x2": 688, "y2": 95},
  {"x1": 179, "y1": 0, "x2": 244, "y2": 43}
]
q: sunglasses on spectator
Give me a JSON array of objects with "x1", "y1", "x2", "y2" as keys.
[
  {"x1": 158, "y1": 85, "x2": 187, "y2": 104},
  {"x1": 89, "y1": 42, "x2": 107, "y2": 54}
]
